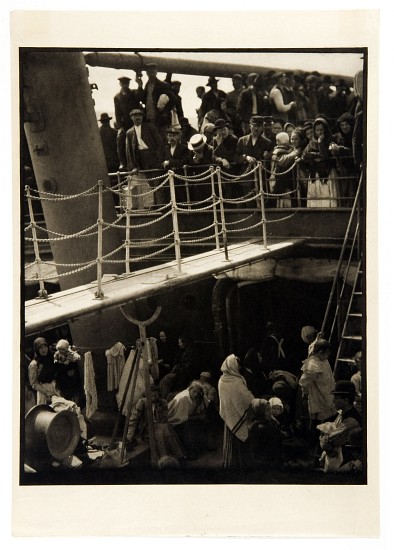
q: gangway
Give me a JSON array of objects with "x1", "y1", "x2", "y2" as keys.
[{"x1": 25, "y1": 237, "x2": 305, "y2": 336}]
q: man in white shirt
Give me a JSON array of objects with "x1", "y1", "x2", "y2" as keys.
[{"x1": 125, "y1": 109, "x2": 164, "y2": 173}]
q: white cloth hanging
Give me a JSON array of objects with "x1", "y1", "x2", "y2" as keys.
[
  {"x1": 116, "y1": 348, "x2": 154, "y2": 416},
  {"x1": 84, "y1": 351, "x2": 98, "y2": 419},
  {"x1": 105, "y1": 342, "x2": 126, "y2": 391}
]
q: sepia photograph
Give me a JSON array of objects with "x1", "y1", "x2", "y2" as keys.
[{"x1": 11, "y1": 9, "x2": 381, "y2": 538}]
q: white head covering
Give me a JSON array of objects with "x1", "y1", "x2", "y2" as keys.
[{"x1": 276, "y1": 132, "x2": 290, "y2": 146}]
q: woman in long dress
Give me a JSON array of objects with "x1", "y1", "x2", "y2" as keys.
[
  {"x1": 301, "y1": 117, "x2": 339, "y2": 207},
  {"x1": 218, "y1": 354, "x2": 254, "y2": 469}
]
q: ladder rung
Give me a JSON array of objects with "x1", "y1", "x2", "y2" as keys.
[
  {"x1": 342, "y1": 335, "x2": 362, "y2": 341},
  {"x1": 336, "y1": 357, "x2": 356, "y2": 363},
  {"x1": 353, "y1": 292, "x2": 363, "y2": 296},
  {"x1": 348, "y1": 313, "x2": 362, "y2": 317}
]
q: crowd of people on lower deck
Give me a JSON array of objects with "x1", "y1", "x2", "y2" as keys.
[{"x1": 24, "y1": 322, "x2": 363, "y2": 476}]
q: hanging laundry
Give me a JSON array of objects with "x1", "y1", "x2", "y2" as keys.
[
  {"x1": 84, "y1": 351, "x2": 98, "y2": 419},
  {"x1": 106, "y1": 342, "x2": 126, "y2": 391}
]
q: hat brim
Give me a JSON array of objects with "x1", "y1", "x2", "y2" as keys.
[{"x1": 188, "y1": 134, "x2": 207, "y2": 150}]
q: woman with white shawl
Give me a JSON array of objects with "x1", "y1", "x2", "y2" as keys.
[{"x1": 218, "y1": 354, "x2": 254, "y2": 469}]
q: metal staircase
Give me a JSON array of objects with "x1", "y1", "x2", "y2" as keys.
[{"x1": 320, "y1": 174, "x2": 364, "y2": 380}]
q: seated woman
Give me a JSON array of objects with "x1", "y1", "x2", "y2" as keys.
[
  {"x1": 28, "y1": 337, "x2": 57, "y2": 405},
  {"x1": 125, "y1": 384, "x2": 185, "y2": 464},
  {"x1": 167, "y1": 380, "x2": 212, "y2": 460},
  {"x1": 247, "y1": 398, "x2": 283, "y2": 469},
  {"x1": 159, "y1": 335, "x2": 198, "y2": 400}
]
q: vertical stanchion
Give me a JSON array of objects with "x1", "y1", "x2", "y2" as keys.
[
  {"x1": 210, "y1": 166, "x2": 220, "y2": 250},
  {"x1": 116, "y1": 171, "x2": 122, "y2": 210},
  {"x1": 95, "y1": 180, "x2": 104, "y2": 299},
  {"x1": 258, "y1": 162, "x2": 268, "y2": 249},
  {"x1": 124, "y1": 176, "x2": 131, "y2": 274},
  {"x1": 216, "y1": 167, "x2": 229, "y2": 261},
  {"x1": 25, "y1": 185, "x2": 47, "y2": 299},
  {"x1": 183, "y1": 165, "x2": 191, "y2": 209},
  {"x1": 168, "y1": 170, "x2": 182, "y2": 274}
]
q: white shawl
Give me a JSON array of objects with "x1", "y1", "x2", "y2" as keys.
[{"x1": 218, "y1": 354, "x2": 254, "y2": 442}]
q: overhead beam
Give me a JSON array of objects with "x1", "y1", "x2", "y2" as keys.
[{"x1": 83, "y1": 51, "x2": 354, "y2": 85}]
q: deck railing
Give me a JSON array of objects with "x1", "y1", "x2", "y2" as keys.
[{"x1": 24, "y1": 160, "x2": 359, "y2": 300}]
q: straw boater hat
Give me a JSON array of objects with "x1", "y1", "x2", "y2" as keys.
[
  {"x1": 188, "y1": 133, "x2": 207, "y2": 151},
  {"x1": 24, "y1": 404, "x2": 80, "y2": 467}
]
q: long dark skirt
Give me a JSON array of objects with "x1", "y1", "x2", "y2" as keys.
[{"x1": 222, "y1": 424, "x2": 250, "y2": 470}]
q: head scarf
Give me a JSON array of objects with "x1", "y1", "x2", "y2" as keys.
[
  {"x1": 218, "y1": 354, "x2": 254, "y2": 442},
  {"x1": 33, "y1": 337, "x2": 55, "y2": 383},
  {"x1": 269, "y1": 397, "x2": 284, "y2": 414},
  {"x1": 250, "y1": 398, "x2": 269, "y2": 417}
]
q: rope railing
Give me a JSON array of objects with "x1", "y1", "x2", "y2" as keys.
[{"x1": 24, "y1": 160, "x2": 356, "y2": 300}]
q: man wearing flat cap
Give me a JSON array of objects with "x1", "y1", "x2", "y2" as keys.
[
  {"x1": 199, "y1": 76, "x2": 227, "y2": 123},
  {"x1": 125, "y1": 108, "x2": 164, "y2": 174},
  {"x1": 141, "y1": 63, "x2": 177, "y2": 141},
  {"x1": 114, "y1": 75, "x2": 144, "y2": 170},
  {"x1": 237, "y1": 73, "x2": 266, "y2": 136},
  {"x1": 269, "y1": 72, "x2": 297, "y2": 123},
  {"x1": 161, "y1": 125, "x2": 190, "y2": 171},
  {"x1": 98, "y1": 113, "x2": 119, "y2": 174},
  {"x1": 227, "y1": 74, "x2": 245, "y2": 107},
  {"x1": 235, "y1": 114, "x2": 273, "y2": 168},
  {"x1": 212, "y1": 119, "x2": 238, "y2": 169}
]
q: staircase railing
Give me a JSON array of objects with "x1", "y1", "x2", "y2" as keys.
[{"x1": 320, "y1": 172, "x2": 363, "y2": 342}]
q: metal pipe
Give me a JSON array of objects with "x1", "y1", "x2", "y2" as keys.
[
  {"x1": 95, "y1": 180, "x2": 104, "y2": 299},
  {"x1": 83, "y1": 52, "x2": 354, "y2": 84},
  {"x1": 257, "y1": 162, "x2": 268, "y2": 249},
  {"x1": 210, "y1": 166, "x2": 220, "y2": 250},
  {"x1": 25, "y1": 185, "x2": 47, "y2": 299},
  {"x1": 168, "y1": 170, "x2": 182, "y2": 273},
  {"x1": 216, "y1": 167, "x2": 229, "y2": 261}
]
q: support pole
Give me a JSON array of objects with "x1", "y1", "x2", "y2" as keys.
[
  {"x1": 109, "y1": 343, "x2": 140, "y2": 450},
  {"x1": 25, "y1": 185, "x2": 47, "y2": 299},
  {"x1": 124, "y1": 176, "x2": 132, "y2": 274},
  {"x1": 95, "y1": 180, "x2": 104, "y2": 298},
  {"x1": 119, "y1": 305, "x2": 162, "y2": 467},
  {"x1": 216, "y1": 167, "x2": 229, "y2": 261},
  {"x1": 168, "y1": 170, "x2": 182, "y2": 274},
  {"x1": 210, "y1": 166, "x2": 220, "y2": 250},
  {"x1": 258, "y1": 162, "x2": 268, "y2": 249},
  {"x1": 183, "y1": 166, "x2": 191, "y2": 209}
]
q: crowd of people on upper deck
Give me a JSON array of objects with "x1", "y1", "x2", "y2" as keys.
[{"x1": 98, "y1": 63, "x2": 364, "y2": 207}]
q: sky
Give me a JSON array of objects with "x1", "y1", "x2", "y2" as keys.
[{"x1": 88, "y1": 51, "x2": 364, "y2": 128}]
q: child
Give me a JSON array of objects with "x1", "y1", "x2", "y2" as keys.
[
  {"x1": 269, "y1": 132, "x2": 298, "y2": 207},
  {"x1": 54, "y1": 339, "x2": 83, "y2": 406}
]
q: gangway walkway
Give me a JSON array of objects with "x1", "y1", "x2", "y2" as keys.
[{"x1": 25, "y1": 237, "x2": 305, "y2": 336}]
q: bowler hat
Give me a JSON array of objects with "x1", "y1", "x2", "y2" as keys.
[
  {"x1": 206, "y1": 76, "x2": 219, "y2": 86},
  {"x1": 331, "y1": 380, "x2": 356, "y2": 398},
  {"x1": 118, "y1": 76, "x2": 131, "y2": 83},
  {"x1": 130, "y1": 108, "x2": 145, "y2": 117},
  {"x1": 250, "y1": 115, "x2": 264, "y2": 125},
  {"x1": 188, "y1": 133, "x2": 207, "y2": 151},
  {"x1": 25, "y1": 404, "x2": 80, "y2": 465},
  {"x1": 166, "y1": 125, "x2": 182, "y2": 134},
  {"x1": 213, "y1": 118, "x2": 229, "y2": 130}
]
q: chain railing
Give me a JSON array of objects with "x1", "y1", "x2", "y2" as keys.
[{"x1": 24, "y1": 160, "x2": 357, "y2": 300}]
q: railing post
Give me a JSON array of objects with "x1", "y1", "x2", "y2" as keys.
[
  {"x1": 25, "y1": 185, "x2": 47, "y2": 299},
  {"x1": 216, "y1": 167, "x2": 229, "y2": 261},
  {"x1": 124, "y1": 176, "x2": 132, "y2": 274},
  {"x1": 95, "y1": 180, "x2": 105, "y2": 299},
  {"x1": 168, "y1": 170, "x2": 182, "y2": 274},
  {"x1": 210, "y1": 166, "x2": 220, "y2": 250},
  {"x1": 257, "y1": 162, "x2": 268, "y2": 249},
  {"x1": 183, "y1": 165, "x2": 191, "y2": 210}
]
